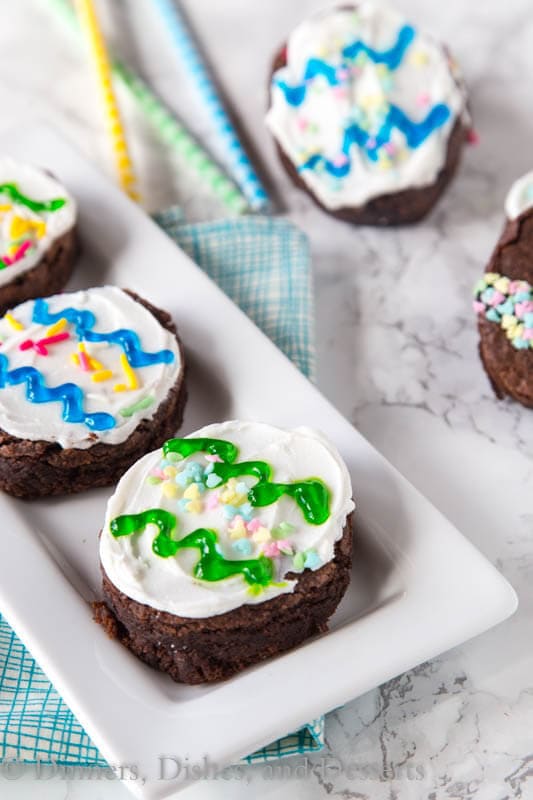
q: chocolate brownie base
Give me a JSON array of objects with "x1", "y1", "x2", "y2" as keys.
[
  {"x1": 94, "y1": 515, "x2": 353, "y2": 684},
  {"x1": 0, "y1": 227, "x2": 78, "y2": 316},
  {"x1": 479, "y1": 210, "x2": 533, "y2": 407},
  {"x1": 0, "y1": 292, "x2": 187, "y2": 499},
  {"x1": 270, "y1": 44, "x2": 468, "y2": 226}
]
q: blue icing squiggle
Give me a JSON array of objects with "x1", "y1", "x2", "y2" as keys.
[
  {"x1": 299, "y1": 103, "x2": 451, "y2": 177},
  {"x1": 32, "y1": 298, "x2": 175, "y2": 368},
  {"x1": 0, "y1": 355, "x2": 115, "y2": 431},
  {"x1": 275, "y1": 24, "x2": 415, "y2": 108}
]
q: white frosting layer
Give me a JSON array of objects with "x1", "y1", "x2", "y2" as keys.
[
  {"x1": 266, "y1": 3, "x2": 467, "y2": 209},
  {"x1": 505, "y1": 171, "x2": 533, "y2": 220},
  {"x1": 0, "y1": 286, "x2": 182, "y2": 449},
  {"x1": 100, "y1": 420, "x2": 355, "y2": 618},
  {"x1": 0, "y1": 159, "x2": 76, "y2": 287}
]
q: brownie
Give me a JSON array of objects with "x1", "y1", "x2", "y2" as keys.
[
  {"x1": 94, "y1": 515, "x2": 353, "y2": 684},
  {"x1": 266, "y1": 5, "x2": 470, "y2": 226},
  {"x1": 0, "y1": 292, "x2": 187, "y2": 499},
  {"x1": 477, "y1": 211, "x2": 533, "y2": 407}
]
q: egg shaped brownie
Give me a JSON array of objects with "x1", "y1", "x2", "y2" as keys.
[
  {"x1": 0, "y1": 159, "x2": 77, "y2": 313},
  {"x1": 474, "y1": 172, "x2": 533, "y2": 407},
  {"x1": 96, "y1": 420, "x2": 355, "y2": 684},
  {"x1": 0, "y1": 286, "x2": 186, "y2": 498},
  {"x1": 266, "y1": 3, "x2": 469, "y2": 225}
]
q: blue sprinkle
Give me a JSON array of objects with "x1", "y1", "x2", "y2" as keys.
[
  {"x1": 235, "y1": 482, "x2": 249, "y2": 495},
  {"x1": 515, "y1": 292, "x2": 531, "y2": 302},
  {"x1": 481, "y1": 288, "x2": 495, "y2": 303},
  {"x1": 176, "y1": 471, "x2": 191, "y2": 487},
  {"x1": 523, "y1": 312, "x2": 533, "y2": 328},
  {"x1": 178, "y1": 498, "x2": 190, "y2": 511},
  {"x1": 206, "y1": 473, "x2": 222, "y2": 488},
  {"x1": 204, "y1": 462, "x2": 215, "y2": 475},
  {"x1": 232, "y1": 539, "x2": 252, "y2": 555},
  {"x1": 304, "y1": 550, "x2": 322, "y2": 570},
  {"x1": 160, "y1": 459, "x2": 170, "y2": 468},
  {"x1": 239, "y1": 503, "x2": 253, "y2": 521},
  {"x1": 195, "y1": 481, "x2": 206, "y2": 494},
  {"x1": 513, "y1": 337, "x2": 530, "y2": 349},
  {"x1": 485, "y1": 308, "x2": 501, "y2": 323},
  {"x1": 496, "y1": 299, "x2": 515, "y2": 316},
  {"x1": 223, "y1": 505, "x2": 239, "y2": 519}
]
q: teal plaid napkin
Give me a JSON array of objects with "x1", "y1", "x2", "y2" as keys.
[{"x1": 0, "y1": 210, "x2": 322, "y2": 766}]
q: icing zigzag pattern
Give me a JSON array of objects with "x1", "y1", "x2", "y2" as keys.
[
  {"x1": 32, "y1": 298, "x2": 175, "y2": 368},
  {"x1": 0, "y1": 354, "x2": 115, "y2": 431},
  {"x1": 275, "y1": 24, "x2": 415, "y2": 107},
  {"x1": 300, "y1": 103, "x2": 450, "y2": 176}
]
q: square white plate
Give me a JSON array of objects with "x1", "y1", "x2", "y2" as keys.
[{"x1": 0, "y1": 126, "x2": 517, "y2": 800}]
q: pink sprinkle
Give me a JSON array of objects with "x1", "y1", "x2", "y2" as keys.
[
  {"x1": 416, "y1": 92, "x2": 430, "y2": 107},
  {"x1": 488, "y1": 291, "x2": 505, "y2": 307},
  {"x1": 336, "y1": 68, "x2": 349, "y2": 81},
  {"x1": 19, "y1": 339, "x2": 34, "y2": 351},
  {"x1": 263, "y1": 542, "x2": 280, "y2": 557},
  {"x1": 205, "y1": 492, "x2": 219, "y2": 510},
  {"x1": 205, "y1": 454, "x2": 222, "y2": 463},
  {"x1": 33, "y1": 342, "x2": 48, "y2": 356},
  {"x1": 228, "y1": 515, "x2": 244, "y2": 529},
  {"x1": 78, "y1": 350, "x2": 91, "y2": 371},
  {"x1": 466, "y1": 129, "x2": 480, "y2": 145},
  {"x1": 332, "y1": 154, "x2": 349, "y2": 167},
  {"x1": 246, "y1": 518, "x2": 262, "y2": 533},
  {"x1": 472, "y1": 300, "x2": 485, "y2": 314},
  {"x1": 521, "y1": 301, "x2": 533, "y2": 314},
  {"x1": 296, "y1": 117, "x2": 309, "y2": 131},
  {"x1": 277, "y1": 539, "x2": 293, "y2": 552},
  {"x1": 515, "y1": 302, "x2": 527, "y2": 318},
  {"x1": 39, "y1": 332, "x2": 70, "y2": 347},
  {"x1": 332, "y1": 86, "x2": 348, "y2": 99},
  {"x1": 523, "y1": 329, "x2": 533, "y2": 340}
]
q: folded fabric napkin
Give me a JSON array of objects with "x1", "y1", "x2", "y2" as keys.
[{"x1": 0, "y1": 209, "x2": 321, "y2": 767}]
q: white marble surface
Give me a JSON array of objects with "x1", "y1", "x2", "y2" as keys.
[{"x1": 1, "y1": 0, "x2": 533, "y2": 798}]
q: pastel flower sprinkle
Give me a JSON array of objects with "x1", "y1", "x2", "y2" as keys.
[{"x1": 473, "y1": 272, "x2": 533, "y2": 350}]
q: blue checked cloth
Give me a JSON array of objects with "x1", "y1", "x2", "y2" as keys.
[{"x1": 0, "y1": 209, "x2": 322, "y2": 767}]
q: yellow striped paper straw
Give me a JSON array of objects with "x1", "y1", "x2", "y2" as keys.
[{"x1": 75, "y1": 0, "x2": 141, "y2": 203}]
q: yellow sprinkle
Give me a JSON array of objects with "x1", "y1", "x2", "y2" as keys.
[
  {"x1": 0, "y1": 204, "x2": 12, "y2": 213},
  {"x1": 252, "y1": 527, "x2": 271, "y2": 543},
  {"x1": 409, "y1": 49, "x2": 429, "y2": 66},
  {"x1": 113, "y1": 383, "x2": 127, "y2": 393},
  {"x1": 229, "y1": 520, "x2": 247, "y2": 540},
  {"x1": 46, "y1": 318, "x2": 67, "y2": 337},
  {"x1": 183, "y1": 483, "x2": 200, "y2": 500},
  {"x1": 493, "y1": 277, "x2": 510, "y2": 294},
  {"x1": 501, "y1": 314, "x2": 517, "y2": 330},
  {"x1": 88, "y1": 356, "x2": 104, "y2": 370},
  {"x1": 484, "y1": 273, "x2": 499, "y2": 285},
  {"x1": 4, "y1": 313, "x2": 23, "y2": 331},
  {"x1": 119, "y1": 353, "x2": 139, "y2": 390},
  {"x1": 162, "y1": 482, "x2": 179, "y2": 500},
  {"x1": 163, "y1": 465, "x2": 177, "y2": 479},
  {"x1": 187, "y1": 500, "x2": 203, "y2": 514},
  {"x1": 92, "y1": 369, "x2": 113, "y2": 383}
]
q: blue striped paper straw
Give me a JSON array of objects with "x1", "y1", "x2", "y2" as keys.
[{"x1": 152, "y1": 0, "x2": 270, "y2": 212}]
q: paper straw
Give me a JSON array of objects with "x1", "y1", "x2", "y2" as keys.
[
  {"x1": 75, "y1": 0, "x2": 141, "y2": 203},
  {"x1": 151, "y1": 0, "x2": 270, "y2": 212},
  {"x1": 47, "y1": 0, "x2": 248, "y2": 215}
]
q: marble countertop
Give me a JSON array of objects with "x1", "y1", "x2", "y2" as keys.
[{"x1": 1, "y1": 0, "x2": 533, "y2": 798}]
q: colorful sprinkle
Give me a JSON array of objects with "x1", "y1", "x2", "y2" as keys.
[
  {"x1": 473, "y1": 272, "x2": 533, "y2": 350},
  {"x1": 119, "y1": 395, "x2": 154, "y2": 418},
  {"x1": 91, "y1": 369, "x2": 113, "y2": 383},
  {"x1": 4, "y1": 312, "x2": 24, "y2": 331}
]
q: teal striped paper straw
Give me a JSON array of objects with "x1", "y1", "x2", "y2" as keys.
[
  {"x1": 47, "y1": 0, "x2": 248, "y2": 216},
  {"x1": 151, "y1": 0, "x2": 270, "y2": 212}
]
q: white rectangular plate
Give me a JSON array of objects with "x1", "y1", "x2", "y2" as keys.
[{"x1": 0, "y1": 127, "x2": 517, "y2": 800}]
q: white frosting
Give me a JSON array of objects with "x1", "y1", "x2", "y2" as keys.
[
  {"x1": 0, "y1": 158, "x2": 76, "y2": 287},
  {"x1": 505, "y1": 171, "x2": 533, "y2": 220},
  {"x1": 266, "y1": 3, "x2": 467, "y2": 209},
  {"x1": 0, "y1": 286, "x2": 182, "y2": 449},
  {"x1": 99, "y1": 420, "x2": 355, "y2": 618}
]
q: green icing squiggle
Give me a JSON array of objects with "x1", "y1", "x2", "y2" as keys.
[
  {"x1": 164, "y1": 436, "x2": 331, "y2": 525},
  {"x1": 0, "y1": 183, "x2": 66, "y2": 212},
  {"x1": 110, "y1": 509, "x2": 274, "y2": 586}
]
